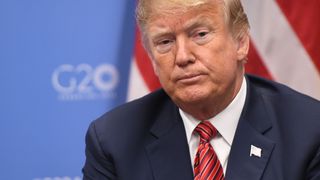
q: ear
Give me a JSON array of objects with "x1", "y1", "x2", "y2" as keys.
[{"x1": 236, "y1": 33, "x2": 250, "y2": 61}]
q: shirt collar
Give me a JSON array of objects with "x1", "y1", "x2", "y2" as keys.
[{"x1": 180, "y1": 77, "x2": 247, "y2": 146}]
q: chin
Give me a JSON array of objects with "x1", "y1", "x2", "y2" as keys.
[{"x1": 174, "y1": 87, "x2": 211, "y2": 104}]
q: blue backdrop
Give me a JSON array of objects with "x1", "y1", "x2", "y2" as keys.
[{"x1": 0, "y1": 0, "x2": 136, "y2": 179}]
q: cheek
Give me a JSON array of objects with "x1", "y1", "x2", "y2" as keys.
[
  {"x1": 198, "y1": 47, "x2": 229, "y2": 70},
  {"x1": 150, "y1": 60, "x2": 159, "y2": 76},
  {"x1": 153, "y1": 55, "x2": 174, "y2": 80},
  {"x1": 199, "y1": 43, "x2": 239, "y2": 78}
]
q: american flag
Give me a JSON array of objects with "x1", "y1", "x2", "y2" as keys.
[{"x1": 127, "y1": 0, "x2": 320, "y2": 101}]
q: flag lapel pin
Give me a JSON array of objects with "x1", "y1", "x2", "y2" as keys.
[{"x1": 250, "y1": 145, "x2": 262, "y2": 158}]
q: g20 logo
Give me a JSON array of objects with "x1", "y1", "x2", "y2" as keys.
[{"x1": 52, "y1": 64, "x2": 119, "y2": 100}]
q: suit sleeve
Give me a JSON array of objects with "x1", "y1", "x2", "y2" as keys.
[
  {"x1": 82, "y1": 121, "x2": 117, "y2": 180},
  {"x1": 306, "y1": 145, "x2": 320, "y2": 180}
]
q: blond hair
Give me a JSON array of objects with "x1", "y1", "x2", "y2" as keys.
[{"x1": 136, "y1": 0, "x2": 249, "y2": 43}]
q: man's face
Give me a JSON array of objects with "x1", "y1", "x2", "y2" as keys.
[{"x1": 145, "y1": 2, "x2": 248, "y2": 111}]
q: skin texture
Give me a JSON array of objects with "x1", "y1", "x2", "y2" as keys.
[{"x1": 145, "y1": 1, "x2": 250, "y2": 120}]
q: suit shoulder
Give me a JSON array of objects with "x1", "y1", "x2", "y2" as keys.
[
  {"x1": 246, "y1": 74, "x2": 320, "y2": 106},
  {"x1": 91, "y1": 89, "x2": 172, "y2": 132},
  {"x1": 246, "y1": 74, "x2": 320, "y2": 129}
]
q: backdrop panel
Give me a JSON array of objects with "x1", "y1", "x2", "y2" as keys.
[{"x1": 0, "y1": 0, "x2": 136, "y2": 179}]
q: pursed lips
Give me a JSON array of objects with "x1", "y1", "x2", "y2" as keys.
[{"x1": 175, "y1": 73, "x2": 207, "y2": 84}]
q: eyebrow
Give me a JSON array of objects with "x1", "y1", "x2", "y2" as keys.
[
  {"x1": 148, "y1": 26, "x2": 174, "y2": 42},
  {"x1": 148, "y1": 15, "x2": 215, "y2": 41},
  {"x1": 183, "y1": 16, "x2": 215, "y2": 32}
]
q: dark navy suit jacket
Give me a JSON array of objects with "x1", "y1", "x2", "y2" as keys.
[{"x1": 83, "y1": 75, "x2": 320, "y2": 180}]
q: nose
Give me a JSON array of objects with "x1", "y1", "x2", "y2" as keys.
[{"x1": 175, "y1": 37, "x2": 195, "y2": 67}]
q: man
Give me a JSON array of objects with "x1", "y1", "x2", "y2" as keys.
[{"x1": 83, "y1": 0, "x2": 320, "y2": 179}]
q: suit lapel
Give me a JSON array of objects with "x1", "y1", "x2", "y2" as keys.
[
  {"x1": 145, "y1": 100, "x2": 194, "y2": 180},
  {"x1": 225, "y1": 76, "x2": 276, "y2": 180}
]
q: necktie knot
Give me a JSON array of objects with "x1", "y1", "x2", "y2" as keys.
[{"x1": 195, "y1": 121, "x2": 217, "y2": 143}]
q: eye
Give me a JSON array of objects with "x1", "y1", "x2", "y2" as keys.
[
  {"x1": 192, "y1": 30, "x2": 212, "y2": 45},
  {"x1": 155, "y1": 39, "x2": 174, "y2": 54},
  {"x1": 162, "y1": 39, "x2": 173, "y2": 44},
  {"x1": 197, "y1": 31, "x2": 209, "y2": 38}
]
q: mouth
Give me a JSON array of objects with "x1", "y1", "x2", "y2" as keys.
[{"x1": 176, "y1": 73, "x2": 206, "y2": 84}]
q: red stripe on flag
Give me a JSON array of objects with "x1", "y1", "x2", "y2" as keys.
[
  {"x1": 134, "y1": 29, "x2": 161, "y2": 91},
  {"x1": 276, "y1": 0, "x2": 320, "y2": 72},
  {"x1": 246, "y1": 41, "x2": 274, "y2": 80}
]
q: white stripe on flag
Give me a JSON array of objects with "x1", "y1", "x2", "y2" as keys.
[
  {"x1": 127, "y1": 58, "x2": 150, "y2": 101},
  {"x1": 242, "y1": 0, "x2": 320, "y2": 100}
]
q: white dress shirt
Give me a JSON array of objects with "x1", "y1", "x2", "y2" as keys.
[{"x1": 179, "y1": 78, "x2": 247, "y2": 174}]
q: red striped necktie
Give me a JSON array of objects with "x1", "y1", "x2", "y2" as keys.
[{"x1": 194, "y1": 121, "x2": 225, "y2": 180}]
